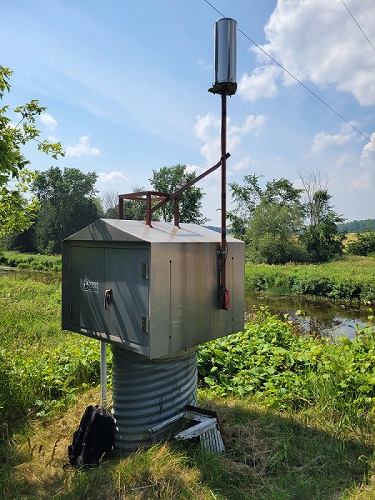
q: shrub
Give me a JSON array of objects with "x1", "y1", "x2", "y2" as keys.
[
  {"x1": 198, "y1": 308, "x2": 375, "y2": 415},
  {"x1": 0, "y1": 251, "x2": 61, "y2": 271},
  {"x1": 347, "y1": 231, "x2": 375, "y2": 256}
]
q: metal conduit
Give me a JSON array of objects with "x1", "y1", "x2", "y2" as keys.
[{"x1": 111, "y1": 346, "x2": 197, "y2": 452}]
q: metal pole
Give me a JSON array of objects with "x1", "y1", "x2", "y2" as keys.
[
  {"x1": 118, "y1": 197, "x2": 124, "y2": 219},
  {"x1": 220, "y1": 91, "x2": 227, "y2": 289},
  {"x1": 100, "y1": 341, "x2": 107, "y2": 407}
]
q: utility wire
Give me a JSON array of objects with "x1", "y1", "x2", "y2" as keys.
[
  {"x1": 204, "y1": 0, "x2": 374, "y2": 146},
  {"x1": 340, "y1": 0, "x2": 375, "y2": 54}
]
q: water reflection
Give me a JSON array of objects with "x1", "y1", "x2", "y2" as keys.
[{"x1": 245, "y1": 292, "x2": 370, "y2": 340}]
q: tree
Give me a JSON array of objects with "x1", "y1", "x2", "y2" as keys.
[
  {"x1": 31, "y1": 167, "x2": 102, "y2": 254},
  {"x1": 246, "y1": 202, "x2": 307, "y2": 264},
  {"x1": 244, "y1": 178, "x2": 305, "y2": 264},
  {"x1": 347, "y1": 230, "x2": 375, "y2": 257},
  {"x1": 229, "y1": 175, "x2": 305, "y2": 263},
  {"x1": 298, "y1": 171, "x2": 345, "y2": 262},
  {"x1": 149, "y1": 164, "x2": 207, "y2": 224},
  {"x1": 228, "y1": 174, "x2": 263, "y2": 240},
  {"x1": 0, "y1": 66, "x2": 63, "y2": 240},
  {"x1": 231, "y1": 171, "x2": 345, "y2": 264},
  {"x1": 101, "y1": 187, "x2": 147, "y2": 220}
]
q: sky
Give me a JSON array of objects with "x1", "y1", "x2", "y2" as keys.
[{"x1": 1, "y1": 0, "x2": 375, "y2": 226}]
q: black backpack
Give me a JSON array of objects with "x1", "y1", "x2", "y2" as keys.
[{"x1": 68, "y1": 405, "x2": 115, "y2": 466}]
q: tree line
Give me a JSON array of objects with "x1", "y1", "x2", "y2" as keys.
[
  {"x1": 5, "y1": 163, "x2": 372, "y2": 263},
  {"x1": 1, "y1": 165, "x2": 207, "y2": 255},
  {"x1": 338, "y1": 219, "x2": 375, "y2": 233},
  {"x1": 1, "y1": 65, "x2": 373, "y2": 263}
]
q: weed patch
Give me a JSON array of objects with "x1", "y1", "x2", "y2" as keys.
[{"x1": 198, "y1": 308, "x2": 375, "y2": 422}]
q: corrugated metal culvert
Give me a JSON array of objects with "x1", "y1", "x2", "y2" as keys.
[{"x1": 111, "y1": 346, "x2": 197, "y2": 452}]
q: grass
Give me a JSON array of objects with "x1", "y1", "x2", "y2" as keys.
[
  {"x1": 1, "y1": 272, "x2": 374, "y2": 498},
  {"x1": 0, "y1": 273, "x2": 105, "y2": 426},
  {"x1": 246, "y1": 255, "x2": 375, "y2": 302},
  {"x1": 2, "y1": 388, "x2": 374, "y2": 499}
]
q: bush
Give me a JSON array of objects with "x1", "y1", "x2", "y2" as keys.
[
  {"x1": 347, "y1": 231, "x2": 375, "y2": 256},
  {"x1": 0, "y1": 251, "x2": 61, "y2": 271}
]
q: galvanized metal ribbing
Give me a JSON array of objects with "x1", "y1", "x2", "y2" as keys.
[{"x1": 111, "y1": 346, "x2": 197, "y2": 453}]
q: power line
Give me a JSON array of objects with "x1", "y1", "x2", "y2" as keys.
[
  {"x1": 340, "y1": 0, "x2": 375, "y2": 54},
  {"x1": 203, "y1": 0, "x2": 374, "y2": 146}
]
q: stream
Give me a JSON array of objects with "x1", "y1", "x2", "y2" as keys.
[{"x1": 245, "y1": 292, "x2": 370, "y2": 340}]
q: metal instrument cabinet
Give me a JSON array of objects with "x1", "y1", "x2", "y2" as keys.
[{"x1": 62, "y1": 219, "x2": 245, "y2": 359}]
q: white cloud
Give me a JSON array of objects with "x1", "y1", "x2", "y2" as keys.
[
  {"x1": 66, "y1": 135, "x2": 100, "y2": 157},
  {"x1": 322, "y1": 132, "x2": 375, "y2": 196},
  {"x1": 47, "y1": 135, "x2": 59, "y2": 143},
  {"x1": 249, "y1": 0, "x2": 375, "y2": 105},
  {"x1": 238, "y1": 66, "x2": 280, "y2": 102},
  {"x1": 195, "y1": 114, "x2": 219, "y2": 142},
  {"x1": 40, "y1": 112, "x2": 57, "y2": 130},
  {"x1": 232, "y1": 157, "x2": 259, "y2": 172},
  {"x1": 310, "y1": 131, "x2": 354, "y2": 153},
  {"x1": 357, "y1": 132, "x2": 375, "y2": 190},
  {"x1": 185, "y1": 164, "x2": 201, "y2": 175},
  {"x1": 98, "y1": 171, "x2": 128, "y2": 183},
  {"x1": 195, "y1": 113, "x2": 265, "y2": 166}
]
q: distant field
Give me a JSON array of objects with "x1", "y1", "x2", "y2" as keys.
[{"x1": 343, "y1": 232, "x2": 358, "y2": 246}]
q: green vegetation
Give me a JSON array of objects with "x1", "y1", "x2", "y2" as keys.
[
  {"x1": 246, "y1": 256, "x2": 375, "y2": 302},
  {"x1": 149, "y1": 164, "x2": 207, "y2": 224},
  {"x1": 228, "y1": 173, "x2": 346, "y2": 264},
  {"x1": 0, "y1": 251, "x2": 62, "y2": 271},
  {"x1": 0, "y1": 272, "x2": 374, "y2": 498},
  {"x1": 0, "y1": 274, "x2": 105, "y2": 428},
  {"x1": 339, "y1": 219, "x2": 375, "y2": 233},
  {"x1": 198, "y1": 307, "x2": 375, "y2": 415},
  {"x1": 347, "y1": 231, "x2": 375, "y2": 258},
  {"x1": 30, "y1": 167, "x2": 102, "y2": 255},
  {"x1": 0, "y1": 66, "x2": 63, "y2": 240}
]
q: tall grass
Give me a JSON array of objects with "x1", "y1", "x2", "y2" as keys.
[{"x1": 0, "y1": 274, "x2": 105, "y2": 429}]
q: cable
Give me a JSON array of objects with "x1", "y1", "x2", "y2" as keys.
[
  {"x1": 204, "y1": 0, "x2": 224, "y2": 18},
  {"x1": 340, "y1": 0, "x2": 375, "y2": 54},
  {"x1": 203, "y1": 0, "x2": 375, "y2": 146}
]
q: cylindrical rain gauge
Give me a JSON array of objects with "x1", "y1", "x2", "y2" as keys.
[{"x1": 211, "y1": 18, "x2": 237, "y2": 95}]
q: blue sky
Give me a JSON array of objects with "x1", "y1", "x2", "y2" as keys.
[{"x1": 2, "y1": 0, "x2": 374, "y2": 225}]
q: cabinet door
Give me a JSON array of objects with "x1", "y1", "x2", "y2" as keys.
[
  {"x1": 69, "y1": 247, "x2": 106, "y2": 333},
  {"x1": 105, "y1": 248, "x2": 149, "y2": 349}
]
